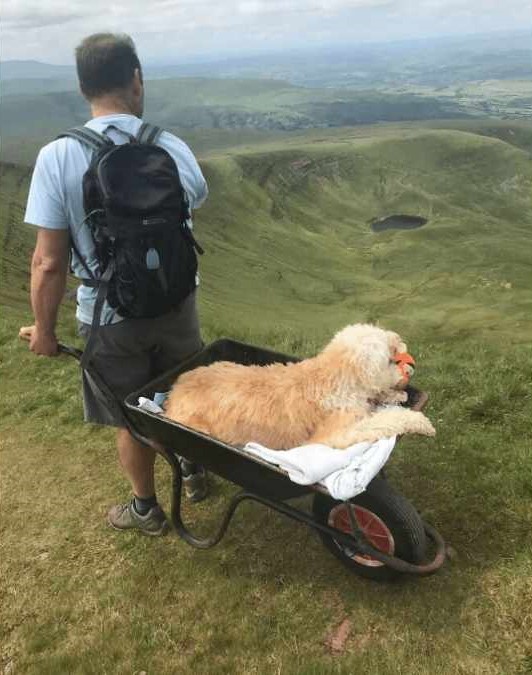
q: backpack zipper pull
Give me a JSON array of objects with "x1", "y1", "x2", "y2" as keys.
[
  {"x1": 146, "y1": 246, "x2": 169, "y2": 293},
  {"x1": 146, "y1": 247, "x2": 160, "y2": 270}
]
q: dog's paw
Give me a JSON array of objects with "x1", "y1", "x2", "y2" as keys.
[{"x1": 416, "y1": 413, "x2": 436, "y2": 437}]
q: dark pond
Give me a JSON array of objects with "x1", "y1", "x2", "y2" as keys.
[{"x1": 371, "y1": 215, "x2": 428, "y2": 233}]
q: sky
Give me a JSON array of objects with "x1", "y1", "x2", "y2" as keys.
[{"x1": 2, "y1": 0, "x2": 531, "y2": 65}]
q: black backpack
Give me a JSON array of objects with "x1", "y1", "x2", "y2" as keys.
[{"x1": 58, "y1": 122, "x2": 203, "y2": 365}]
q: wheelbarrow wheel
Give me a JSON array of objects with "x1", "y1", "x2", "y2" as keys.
[{"x1": 312, "y1": 477, "x2": 427, "y2": 581}]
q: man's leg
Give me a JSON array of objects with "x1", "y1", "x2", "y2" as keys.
[
  {"x1": 107, "y1": 428, "x2": 169, "y2": 536},
  {"x1": 116, "y1": 428, "x2": 155, "y2": 499}
]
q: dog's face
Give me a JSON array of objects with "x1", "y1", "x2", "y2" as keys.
[
  {"x1": 325, "y1": 324, "x2": 414, "y2": 393},
  {"x1": 385, "y1": 330, "x2": 415, "y2": 389}
]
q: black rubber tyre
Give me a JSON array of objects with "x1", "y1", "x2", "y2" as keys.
[{"x1": 312, "y1": 477, "x2": 427, "y2": 581}]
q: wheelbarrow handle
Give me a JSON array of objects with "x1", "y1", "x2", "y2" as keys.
[
  {"x1": 58, "y1": 343, "x2": 83, "y2": 361},
  {"x1": 19, "y1": 328, "x2": 83, "y2": 361}
]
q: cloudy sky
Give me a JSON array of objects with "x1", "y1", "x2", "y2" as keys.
[{"x1": 3, "y1": 0, "x2": 531, "y2": 64}]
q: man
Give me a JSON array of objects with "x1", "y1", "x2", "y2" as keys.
[{"x1": 21, "y1": 33, "x2": 208, "y2": 536}]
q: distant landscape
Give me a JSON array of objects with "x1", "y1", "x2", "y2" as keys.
[
  {"x1": 3, "y1": 30, "x2": 530, "y2": 87},
  {"x1": 2, "y1": 30, "x2": 532, "y2": 675},
  {"x1": 2, "y1": 30, "x2": 531, "y2": 166}
]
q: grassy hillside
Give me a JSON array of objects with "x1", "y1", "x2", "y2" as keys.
[
  {"x1": 1, "y1": 123, "x2": 532, "y2": 673},
  {"x1": 1, "y1": 77, "x2": 79, "y2": 97},
  {"x1": 0, "y1": 163, "x2": 34, "y2": 309},
  {"x1": 195, "y1": 127, "x2": 532, "y2": 343},
  {"x1": 3, "y1": 124, "x2": 531, "y2": 341},
  {"x1": 428, "y1": 118, "x2": 532, "y2": 154}
]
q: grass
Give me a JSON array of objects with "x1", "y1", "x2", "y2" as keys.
[{"x1": 1, "y1": 121, "x2": 532, "y2": 674}]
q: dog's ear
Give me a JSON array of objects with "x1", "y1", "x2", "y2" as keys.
[
  {"x1": 350, "y1": 336, "x2": 391, "y2": 387},
  {"x1": 324, "y1": 324, "x2": 393, "y2": 390},
  {"x1": 386, "y1": 330, "x2": 407, "y2": 355}
]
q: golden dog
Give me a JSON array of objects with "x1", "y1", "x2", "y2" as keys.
[{"x1": 164, "y1": 323, "x2": 435, "y2": 449}]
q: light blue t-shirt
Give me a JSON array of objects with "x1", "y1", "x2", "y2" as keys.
[{"x1": 24, "y1": 114, "x2": 208, "y2": 325}]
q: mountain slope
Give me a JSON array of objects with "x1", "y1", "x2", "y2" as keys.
[
  {"x1": 2, "y1": 126, "x2": 530, "y2": 344},
  {"x1": 1, "y1": 60, "x2": 75, "y2": 80},
  {"x1": 0, "y1": 163, "x2": 34, "y2": 310}
]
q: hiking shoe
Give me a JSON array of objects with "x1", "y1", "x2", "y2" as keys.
[
  {"x1": 107, "y1": 500, "x2": 170, "y2": 536},
  {"x1": 182, "y1": 466, "x2": 209, "y2": 503}
]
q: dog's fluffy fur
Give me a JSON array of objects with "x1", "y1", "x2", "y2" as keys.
[{"x1": 164, "y1": 323, "x2": 435, "y2": 449}]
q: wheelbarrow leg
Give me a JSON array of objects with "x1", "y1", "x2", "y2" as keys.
[
  {"x1": 156, "y1": 445, "x2": 230, "y2": 548},
  {"x1": 153, "y1": 445, "x2": 185, "y2": 530}
]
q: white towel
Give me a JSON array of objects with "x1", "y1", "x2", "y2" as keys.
[
  {"x1": 137, "y1": 396, "x2": 396, "y2": 500},
  {"x1": 244, "y1": 437, "x2": 396, "y2": 500},
  {"x1": 138, "y1": 397, "x2": 166, "y2": 415}
]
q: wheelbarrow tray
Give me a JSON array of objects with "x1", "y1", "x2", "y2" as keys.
[{"x1": 124, "y1": 338, "x2": 426, "y2": 501}]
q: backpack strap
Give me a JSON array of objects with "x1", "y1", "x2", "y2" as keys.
[
  {"x1": 79, "y1": 259, "x2": 115, "y2": 370},
  {"x1": 136, "y1": 122, "x2": 163, "y2": 145},
  {"x1": 69, "y1": 231, "x2": 96, "y2": 280},
  {"x1": 57, "y1": 126, "x2": 114, "y2": 153},
  {"x1": 57, "y1": 126, "x2": 115, "y2": 367},
  {"x1": 104, "y1": 124, "x2": 137, "y2": 144}
]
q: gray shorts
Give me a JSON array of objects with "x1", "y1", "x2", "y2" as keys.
[{"x1": 78, "y1": 291, "x2": 202, "y2": 428}]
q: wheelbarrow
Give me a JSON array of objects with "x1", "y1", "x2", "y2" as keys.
[{"x1": 58, "y1": 338, "x2": 446, "y2": 582}]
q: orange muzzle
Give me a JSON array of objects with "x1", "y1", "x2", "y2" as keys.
[{"x1": 394, "y1": 352, "x2": 416, "y2": 385}]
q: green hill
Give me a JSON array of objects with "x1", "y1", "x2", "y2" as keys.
[
  {"x1": 0, "y1": 162, "x2": 34, "y2": 310},
  {"x1": 0, "y1": 59, "x2": 75, "y2": 80},
  {"x1": 0, "y1": 77, "x2": 79, "y2": 97},
  {"x1": 3, "y1": 125, "x2": 531, "y2": 342}
]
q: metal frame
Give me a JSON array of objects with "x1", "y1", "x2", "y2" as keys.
[{"x1": 156, "y1": 442, "x2": 446, "y2": 574}]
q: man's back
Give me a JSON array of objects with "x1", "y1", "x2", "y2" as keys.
[{"x1": 25, "y1": 113, "x2": 208, "y2": 324}]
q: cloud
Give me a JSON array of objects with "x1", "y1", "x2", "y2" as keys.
[
  {"x1": 2, "y1": 0, "x2": 530, "y2": 62},
  {"x1": 2, "y1": 0, "x2": 96, "y2": 27},
  {"x1": 3, "y1": 11, "x2": 94, "y2": 30},
  {"x1": 236, "y1": 0, "x2": 392, "y2": 13}
]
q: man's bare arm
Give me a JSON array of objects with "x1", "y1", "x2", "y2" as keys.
[{"x1": 25, "y1": 228, "x2": 70, "y2": 356}]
